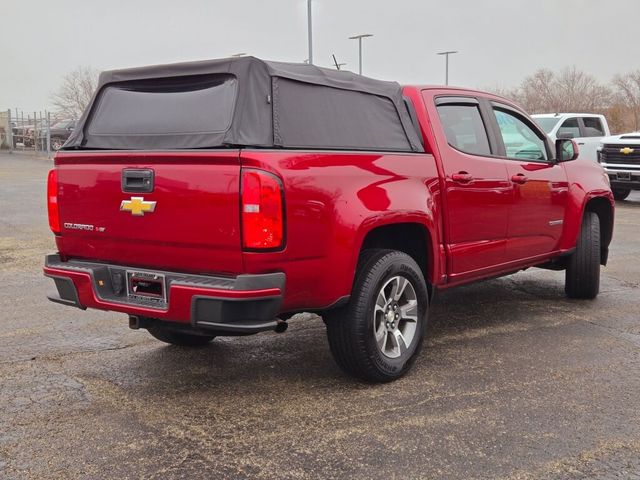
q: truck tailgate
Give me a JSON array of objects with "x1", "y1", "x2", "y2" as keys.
[{"x1": 54, "y1": 151, "x2": 243, "y2": 275}]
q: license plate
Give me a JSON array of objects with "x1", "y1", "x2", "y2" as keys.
[
  {"x1": 127, "y1": 270, "x2": 166, "y2": 302},
  {"x1": 617, "y1": 172, "x2": 631, "y2": 181}
]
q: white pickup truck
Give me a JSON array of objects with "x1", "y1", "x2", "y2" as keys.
[
  {"x1": 532, "y1": 113, "x2": 610, "y2": 163},
  {"x1": 598, "y1": 132, "x2": 640, "y2": 201}
]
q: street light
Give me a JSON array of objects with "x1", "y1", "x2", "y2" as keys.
[
  {"x1": 307, "y1": 0, "x2": 313, "y2": 65},
  {"x1": 436, "y1": 50, "x2": 458, "y2": 86},
  {"x1": 349, "y1": 33, "x2": 373, "y2": 75},
  {"x1": 231, "y1": 53, "x2": 247, "y2": 57}
]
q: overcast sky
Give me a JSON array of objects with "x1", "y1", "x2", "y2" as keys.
[{"x1": 2, "y1": 0, "x2": 638, "y2": 112}]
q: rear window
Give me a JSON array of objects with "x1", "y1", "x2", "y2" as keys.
[
  {"x1": 436, "y1": 104, "x2": 491, "y2": 156},
  {"x1": 273, "y1": 78, "x2": 412, "y2": 151},
  {"x1": 87, "y1": 74, "x2": 237, "y2": 138}
]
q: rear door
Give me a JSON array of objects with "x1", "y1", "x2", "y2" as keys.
[
  {"x1": 576, "y1": 116, "x2": 607, "y2": 162},
  {"x1": 430, "y1": 94, "x2": 512, "y2": 280},
  {"x1": 489, "y1": 103, "x2": 569, "y2": 261}
]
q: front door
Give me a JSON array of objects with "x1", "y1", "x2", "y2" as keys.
[{"x1": 490, "y1": 105, "x2": 569, "y2": 261}]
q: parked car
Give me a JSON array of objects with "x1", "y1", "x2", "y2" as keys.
[
  {"x1": 48, "y1": 120, "x2": 76, "y2": 150},
  {"x1": 532, "y1": 113, "x2": 610, "y2": 162},
  {"x1": 11, "y1": 123, "x2": 34, "y2": 147},
  {"x1": 44, "y1": 57, "x2": 614, "y2": 382},
  {"x1": 598, "y1": 132, "x2": 640, "y2": 201}
]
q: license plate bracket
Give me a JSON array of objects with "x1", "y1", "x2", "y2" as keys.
[{"x1": 127, "y1": 270, "x2": 167, "y2": 303}]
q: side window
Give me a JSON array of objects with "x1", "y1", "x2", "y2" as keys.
[
  {"x1": 436, "y1": 104, "x2": 491, "y2": 156},
  {"x1": 557, "y1": 118, "x2": 580, "y2": 139},
  {"x1": 582, "y1": 117, "x2": 604, "y2": 137},
  {"x1": 493, "y1": 109, "x2": 548, "y2": 161}
]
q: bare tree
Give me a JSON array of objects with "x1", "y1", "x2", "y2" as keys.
[
  {"x1": 511, "y1": 67, "x2": 611, "y2": 115},
  {"x1": 515, "y1": 68, "x2": 560, "y2": 113},
  {"x1": 613, "y1": 71, "x2": 640, "y2": 131},
  {"x1": 51, "y1": 66, "x2": 99, "y2": 119}
]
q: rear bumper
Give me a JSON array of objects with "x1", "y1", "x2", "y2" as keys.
[{"x1": 44, "y1": 254, "x2": 285, "y2": 334}]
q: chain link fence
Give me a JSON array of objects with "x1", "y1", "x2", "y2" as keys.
[{"x1": 0, "y1": 109, "x2": 76, "y2": 157}]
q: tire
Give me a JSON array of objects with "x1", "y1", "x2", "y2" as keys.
[
  {"x1": 565, "y1": 212, "x2": 600, "y2": 299},
  {"x1": 147, "y1": 326, "x2": 215, "y2": 347},
  {"x1": 51, "y1": 137, "x2": 64, "y2": 151},
  {"x1": 325, "y1": 249, "x2": 429, "y2": 383},
  {"x1": 612, "y1": 188, "x2": 631, "y2": 201}
]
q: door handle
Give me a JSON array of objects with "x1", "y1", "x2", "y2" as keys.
[
  {"x1": 451, "y1": 172, "x2": 473, "y2": 183},
  {"x1": 511, "y1": 173, "x2": 528, "y2": 184},
  {"x1": 122, "y1": 168, "x2": 154, "y2": 193}
]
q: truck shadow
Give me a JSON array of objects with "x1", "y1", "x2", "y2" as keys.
[{"x1": 122, "y1": 273, "x2": 570, "y2": 390}]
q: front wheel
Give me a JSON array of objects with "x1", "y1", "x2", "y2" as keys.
[
  {"x1": 147, "y1": 326, "x2": 215, "y2": 347},
  {"x1": 612, "y1": 188, "x2": 631, "y2": 201},
  {"x1": 325, "y1": 249, "x2": 429, "y2": 383},
  {"x1": 565, "y1": 212, "x2": 600, "y2": 299}
]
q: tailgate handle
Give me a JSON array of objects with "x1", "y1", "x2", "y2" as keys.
[{"x1": 122, "y1": 169, "x2": 154, "y2": 193}]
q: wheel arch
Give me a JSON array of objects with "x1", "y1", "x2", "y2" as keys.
[
  {"x1": 355, "y1": 219, "x2": 437, "y2": 298},
  {"x1": 584, "y1": 195, "x2": 615, "y2": 265}
]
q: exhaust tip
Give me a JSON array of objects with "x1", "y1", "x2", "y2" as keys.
[
  {"x1": 128, "y1": 315, "x2": 140, "y2": 330},
  {"x1": 274, "y1": 319, "x2": 288, "y2": 334}
]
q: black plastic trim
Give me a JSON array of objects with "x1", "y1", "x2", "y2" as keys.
[
  {"x1": 45, "y1": 274, "x2": 85, "y2": 309},
  {"x1": 435, "y1": 96, "x2": 479, "y2": 106},
  {"x1": 121, "y1": 168, "x2": 154, "y2": 193}
]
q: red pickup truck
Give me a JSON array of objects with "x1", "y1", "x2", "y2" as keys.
[{"x1": 44, "y1": 57, "x2": 614, "y2": 382}]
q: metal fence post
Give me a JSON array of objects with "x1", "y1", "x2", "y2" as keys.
[
  {"x1": 7, "y1": 109, "x2": 13, "y2": 153},
  {"x1": 46, "y1": 112, "x2": 51, "y2": 158}
]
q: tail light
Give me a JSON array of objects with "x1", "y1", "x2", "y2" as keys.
[
  {"x1": 47, "y1": 169, "x2": 60, "y2": 234},
  {"x1": 241, "y1": 169, "x2": 284, "y2": 250}
]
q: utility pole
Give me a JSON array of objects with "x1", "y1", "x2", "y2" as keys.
[
  {"x1": 436, "y1": 50, "x2": 458, "y2": 86},
  {"x1": 307, "y1": 0, "x2": 313, "y2": 65},
  {"x1": 349, "y1": 33, "x2": 373, "y2": 75}
]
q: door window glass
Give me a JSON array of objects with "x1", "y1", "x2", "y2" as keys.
[
  {"x1": 493, "y1": 109, "x2": 548, "y2": 161},
  {"x1": 582, "y1": 117, "x2": 605, "y2": 137},
  {"x1": 436, "y1": 104, "x2": 491, "y2": 156},
  {"x1": 557, "y1": 118, "x2": 580, "y2": 139}
]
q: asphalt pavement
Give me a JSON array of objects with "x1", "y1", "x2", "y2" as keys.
[{"x1": 1, "y1": 152, "x2": 639, "y2": 479}]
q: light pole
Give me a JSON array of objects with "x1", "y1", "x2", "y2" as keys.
[
  {"x1": 307, "y1": 0, "x2": 313, "y2": 65},
  {"x1": 436, "y1": 50, "x2": 458, "y2": 86},
  {"x1": 349, "y1": 34, "x2": 373, "y2": 75}
]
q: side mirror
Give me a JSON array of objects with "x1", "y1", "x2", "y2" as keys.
[{"x1": 556, "y1": 138, "x2": 579, "y2": 162}]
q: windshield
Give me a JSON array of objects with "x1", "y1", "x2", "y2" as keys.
[{"x1": 533, "y1": 117, "x2": 560, "y2": 134}]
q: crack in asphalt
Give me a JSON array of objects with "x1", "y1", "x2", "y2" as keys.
[{"x1": 0, "y1": 344, "x2": 135, "y2": 365}]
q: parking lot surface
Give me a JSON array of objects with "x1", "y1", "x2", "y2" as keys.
[{"x1": 1, "y1": 152, "x2": 639, "y2": 479}]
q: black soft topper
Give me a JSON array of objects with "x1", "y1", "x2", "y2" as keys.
[{"x1": 65, "y1": 56, "x2": 424, "y2": 152}]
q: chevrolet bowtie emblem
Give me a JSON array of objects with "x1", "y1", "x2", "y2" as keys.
[
  {"x1": 120, "y1": 197, "x2": 157, "y2": 216},
  {"x1": 620, "y1": 147, "x2": 634, "y2": 155}
]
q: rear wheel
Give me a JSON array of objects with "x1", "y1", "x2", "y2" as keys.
[
  {"x1": 147, "y1": 326, "x2": 215, "y2": 347},
  {"x1": 565, "y1": 212, "x2": 600, "y2": 299},
  {"x1": 325, "y1": 249, "x2": 428, "y2": 383},
  {"x1": 612, "y1": 188, "x2": 631, "y2": 201}
]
